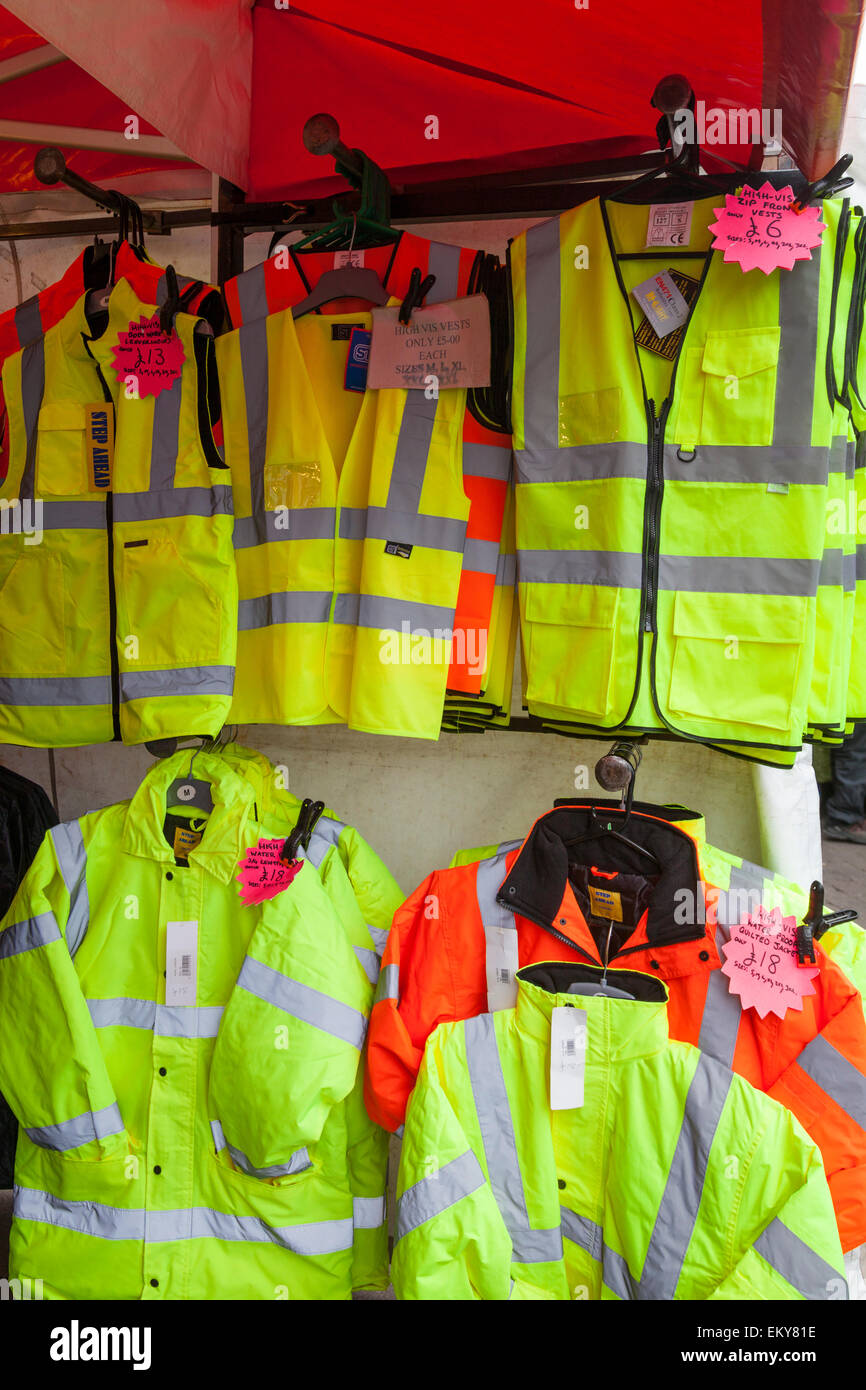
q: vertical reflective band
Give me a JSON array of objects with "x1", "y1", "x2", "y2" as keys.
[
  {"x1": 237, "y1": 956, "x2": 368, "y2": 1049},
  {"x1": 795, "y1": 1034, "x2": 866, "y2": 1128},
  {"x1": 25, "y1": 1101, "x2": 124, "y2": 1153},
  {"x1": 353, "y1": 1196, "x2": 386, "y2": 1230},
  {"x1": 149, "y1": 377, "x2": 183, "y2": 490},
  {"x1": 477, "y1": 852, "x2": 517, "y2": 1011},
  {"x1": 387, "y1": 392, "x2": 439, "y2": 516},
  {"x1": 425, "y1": 243, "x2": 461, "y2": 304},
  {"x1": 638, "y1": 1053, "x2": 732, "y2": 1300},
  {"x1": 239, "y1": 317, "x2": 269, "y2": 543},
  {"x1": 464, "y1": 1013, "x2": 562, "y2": 1264},
  {"x1": 0, "y1": 911, "x2": 61, "y2": 960},
  {"x1": 14, "y1": 295, "x2": 43, "y2": 348},
  {"x1": 237, "y1": 263, "x2": 269, "y2": 326},
  {"x1": 367, "y1": 924, "x2": 389, "y2": 958},
  {"x1": 374, "y1": 962, "x2": 399, "y2": 1005},
  {"x1": 49, "y1": 821, "x2": 89, "y2": 958},
  {"x1": 396, "y1": 1149, "x2": 486, "y2": 1241},
  {"x1": 476, "y1": 852, "x2": 512, "y2": 929},
  {"x1": 19, "y1": 334, "x2": 45, "y2": 497},
  {"x1": 353, "y1": 945, "x2": 380, "y2": 987},
  {"x1": 755, "y1": 1218, "x2": 848, "y2": 1300},
  {"x1": 774, "y1": 248, "x2": 821, "y2": 449},
  {"x1": 699, "y1": 861, "x2": 772, "y2": 1069},
  {"x1": 521, "y1": 216, "x2": 562, "y2": 451}
]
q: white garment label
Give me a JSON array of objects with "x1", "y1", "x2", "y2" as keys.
[
  {"x1": 646, "y1": 201, "x2": 694, "y2": 248},
  {"x1": 165, "y1": 921, "x2": 198, "y2": 1006},
  {"x1": 549, "y1": 1006, "x2": 587, "y2": 1111},
  {"x1": 333, "y1": 249, "x2": 365, "y2": 268},
  {"x1": 632, "y1": 270, "x2": 691, "y2": 339},
  {"x1": 485, "y1": 926, "x2": 519, "y2": 1011}
]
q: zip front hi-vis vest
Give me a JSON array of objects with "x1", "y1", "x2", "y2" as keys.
[
  {"x1": 218, "y1": 301, "x2": 469, "y2": 739},
  {"x1": 510, "y1": 193, "x2": 844, "y2": 764},
  {"x1": 365, "y1": 799, "x2": 866, "y2": 1252},
  {"x1": 392, "y1": 962, "x2": 846, "y2": 1300},
  {"x1": 0, "y1": 276, "x2": 236, "y2": 747},
  {"x1": 0, "y1": 750, "x2": 373, "y2": 1300}
]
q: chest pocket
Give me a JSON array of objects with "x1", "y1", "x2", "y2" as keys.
[
  {"x1": 674, "y1": 327, "x2": 780, "y2": 448},
  {"x1": 35, "y1": 403, "x2": 99, "y2": 497}
]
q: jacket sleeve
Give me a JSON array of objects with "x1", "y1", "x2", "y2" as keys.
[
  {"x1": 364, "y1": 871, "x2": 452, "y2": 1133},
  {"x1": 0, "y1": 824, "x2": 129, "y2": 1163},
  {"x1": 335, "y1": 822, "x2": 404, "y2": 952},
  {"x1": 391, "y1": 1039, "x2": 513, "y2": 1300},
  {"x1": 763, "y1": 956, "x2": 866, "y2": 1252},
  {"x1": 209, "y1": 859, "x2": 371, "y2": 1177},
  {"x1": 708, "y1": 1114, "x2": 847, "y2": 1300}
]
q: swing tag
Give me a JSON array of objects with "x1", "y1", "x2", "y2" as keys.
[
  {"x1": 485, "y1": 926, "x2": 519, "y2": 1011},
  {"x1": 550, "y1": 1006, "x2": 587, "y2": 1111}
]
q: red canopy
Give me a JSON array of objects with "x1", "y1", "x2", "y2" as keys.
[{"x1": 0, "y1": 0, "x2": 861, "y2": 200}]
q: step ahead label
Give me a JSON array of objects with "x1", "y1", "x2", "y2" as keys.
[{"x1": 367, "y1": 294, "x2": 491, "y2": 390}]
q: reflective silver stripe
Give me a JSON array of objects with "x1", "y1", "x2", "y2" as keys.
[
  {"x1": 518, "y1": 549, "x2": 642, "y2": 588},
  {"x1": 374, "y1": 962, "x2": 399, "y2": 1004},
  {"x1": 233, "y1": 508, "x2": 336, "y2": 546},
  {"x1": 515, "y1": 442, "x2": 647, "y2": 484},
  {"x1": 387, "y1": 393, "x2": 438, "y2": 515},
  {"x1": 846, "y1": 439, "x2": 856, "y2": 480},
  {"x1": 462, "y1": 441, "x2": 512, "y2": 482},
  {"x1": 717, "y1": 860, "x2": 771, "y2": 926},
  {"x1": 425, "y1": 242, "x2": 461, "y2": 303},
  {"x1": 237, "y1": 263, "x2": 269, "y2": 326},
  {"x1": 662, "y1": 443, "x2": 830, "y2": 487},
  {"x1": 367, "y1": 924, "x2": 389, "y2": 957},
  {"x1": 521, "y1": 215, "x2": 561, "y2": 450},
  {"x1": 496, "y1": 552, "x2": 516, "y2": 586},
  {"x1": 364, "y1": 505, "x2": 467, "y2": 554},
  {"x1": 149, "y1": 379, "x2": 183, "y2": 491},
  {"x1": 333, "y1": 591, "x2": 359, "y2": 626},
  {"x1": 463, "y1": 537, "x2": 501, "y2": 574},
  {"x1": 310, "y1": 814, "x2": 343, "y2": 849},
  {"x1": 559, "y1": 1208, "x2": 639, "y2": 1299},
  {"x1": 14, "y1": 295, "x2": 42, "y2": 347},
  {"x1": 754, "y1": 1217, "x2": 848, "y2": 1300},
  {"x1": 25, "y1": 1102, "x2": 124, "y2": 1152},
  {"x1": 796, "y1": 1033, "x2": 866, "y2": 1128},
  {"x1": 238, "y1": 591, "x2": 332, "y2": 631},
  {"x1": 395, "y1": 1149, "x2": 486, "y2": 1241},
  {"x1": 19, "y1": 335, "x2": 45, "y2": 497},
  {"x1": 844, "y1": 551, "x2": 857, "y2": 593},
  {"x1": 14, "y1": 1186, "x2": 353, "y2": 1255},
  {"x1": 353, "y1": 945, "x2": 380, "y2": 986},
  {"x1": 40, "y1": 499, "x2": 106, "y2": 530},
  {"x1": 858, "y1": 545, "x2": 866, "y2": 583},
  {"x1": 696, "y1": 925, "x2": 741, "y2": 1070},
  {"x1": 395, "y1": 1124, "x2": 404, "y2": 1139},
  {"x1": 560, "y1": 1206, "x2": 600, "y2": 1257},
  {"x1": 0, "y1": 674, "x2": 111, "y2": 708},
  {"x1": 210, "y1": 1118, "x2": 311, "y2": 1179},
  {"x1": 356, "y1": 595, "x2": 457, "y2": 632},
  {"x1": 338, "y1": 506, "x2": 367, "y2": 541},
  {"x1": 657, "y1": 554, "x2": 820, "y2": 597},
  {"x1": 817, "y1": 548, "x2": 844, "y2": 587},
  {"x1": 119, "y1": 666, "x2": 234, "y2": 701},
  {"x1": 87, "y1": 998, "x2": 224, "y2": 1038},
  {"x1": 476, "y1": 853, "x2": 512, "y2": 928},
  {"x1": 239, "y1": 317, "x2": 269, "y2": 544},
  {"x1": 774, "y1": 246, "x2": 820, "y2": 448},
  {"x1": 237, "y1": 956, "x2": 367, "y2": 1050},
  {"x1": 638, "y1": 1053, "x2": 732, "y2": 1300},
  {"x1": 464, "y1": 1012, "x2": 562, "y2": 1264},
  {"x1": 49, "y1": 821, "x2": 89, "y2": 958},
  {"x1": 114, "y1": 486, "x2": 233, "y2": 523},
  {"x1": 0, "y1": 911, "x2": 61, "y2": 959},
  {"x1": 353, "y1": 1196, "x2": 386, "y2": 1229}
]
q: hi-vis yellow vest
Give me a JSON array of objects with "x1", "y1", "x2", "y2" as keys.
[
  {"x1": 217, "y1": 303, "x2": 469, "y2": 739},
  {"x1": 0, "y1": 277, "x2": 237, "y2": 747},
  {"x1": 510, "y1": 193, "x2": 843, "y2": 765}
]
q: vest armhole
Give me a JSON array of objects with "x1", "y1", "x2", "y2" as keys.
[{"x1": 193, "y1": 333, "x2": 227, "y2": 470}]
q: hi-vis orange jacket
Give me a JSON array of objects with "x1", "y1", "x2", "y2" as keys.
[{"x1": 364, "y1": 799, "x2": 866, "y2": 1252}]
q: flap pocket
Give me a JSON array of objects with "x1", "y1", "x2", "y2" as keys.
[
  {"x1": 524, "y1": 582, "x2": 619, "y2": 629},
  {"x1": 672, "y1": 590, "x2": 806, "y2": 646},
  {"x1": 701, "y1": 327, "x2": 780, "y2": 378},
  {"x1": 37, "y1": 403, "x2": 89, "y2": 432},
  {"x1": 523, "y1": 583, "x2": 619, "y2": 719}
]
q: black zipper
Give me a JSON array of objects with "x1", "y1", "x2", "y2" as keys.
[
  {"x1": 643, "y1": 401, "x2": 665, "y2": 633},
  {"x1": 82, "y1": 333, "x2": 121, "y2": 741}
]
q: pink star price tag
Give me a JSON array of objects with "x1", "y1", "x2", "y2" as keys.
[
  {"x1": 720, "y1": 904, "x2": 819, "y2": 1019},
  {"x1": 237, "y1": 839, "x2": 303, "y2": 906},
  {"x1": 708, "y1": 182, "x2": 826, "y2": 274},
  {"x1": 110, "y1": 313, "x2": 186, "y2": 397}
]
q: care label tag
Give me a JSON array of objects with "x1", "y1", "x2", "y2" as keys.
[
  {"x1": 588, "y1": 885, "x2": 623, "y2": 922},
  {"x1": 631, "y1": 270, "x2": 691, "y2": 339},
  {"x1": 646, "y1": 201, "x2": 694, "y2": 248},
  {"x1": 708, "y1": 182, "x2": 826, "y2": 274},
  {"x1": 344, "y1": 327, "x2": 371, "y2": 392},
  {"x1": 367, "y1": 295, "x2": 491, "y2": 390},
  {"x1": 331, "y1": 322, "x2": 366, "y2": 341},
  {"x1": 166, "y1": 920, "x2": 198, "y2": 1006},
  {"x1": 110, "y1": 313, "x2": 186, "y2": 397},
  {"x1": 237, "y1": 838, "x2": 304, "y2": 906},
  {"x1": 485, "y1": 926, "x2": 519, "y2": 1011},
  {"x1": 334, "y1": 249, "x2": 365, "y2": 269},
  {"x1": 85, "y1": 405, "x2": 113, "y2": 490},
  {"x1": 720, "y1": 905, "x2": 820, "y2": 1019},
  {"x1": 550, "y1": 1006, "x2": 587, "y2": 1110}
]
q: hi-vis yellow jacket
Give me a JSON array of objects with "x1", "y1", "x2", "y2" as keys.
[
  {"x1": 0, "y1": 751, "x2": 373, "y2": 1300},
  {"x1": 0, "y1": 276, "x2": 237, "y2": 747}
]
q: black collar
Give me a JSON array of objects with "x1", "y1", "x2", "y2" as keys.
[{"x1": 498, "y1": 802, "x2": 704, "y2": 949}]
